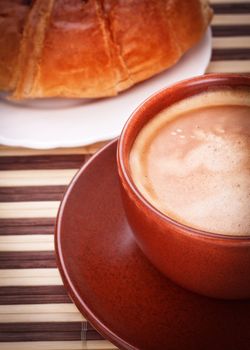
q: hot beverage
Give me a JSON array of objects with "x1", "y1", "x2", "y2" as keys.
[{"x1": 130, "y1": 89, "x2": 250, "y2": 236}]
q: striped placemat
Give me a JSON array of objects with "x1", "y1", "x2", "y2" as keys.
[{"x1": 0, "y1": 1, "x2": 250, "y2": 349}]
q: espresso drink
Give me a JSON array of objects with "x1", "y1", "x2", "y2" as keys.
[{"x1": 130, "y1": 89, "x2": 250, "y2": 236}]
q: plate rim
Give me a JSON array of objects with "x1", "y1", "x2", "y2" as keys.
[{"x1": 0, "y1": 28, "x2": 212, "y2": 149}]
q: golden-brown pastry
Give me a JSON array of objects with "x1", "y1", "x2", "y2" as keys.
[
  {"x1": 0, "y1": 0, "x2": 31, "y2": 91},
  {"x1": 1, "y1": 0, "x2": 213, "y2": 99}
]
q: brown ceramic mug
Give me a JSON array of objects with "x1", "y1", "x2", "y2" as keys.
[{"x1": 117, "y1": 74, "x2": 250, "y2": 300}]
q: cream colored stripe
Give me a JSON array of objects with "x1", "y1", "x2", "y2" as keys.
[
  {"x1": 207, "y1": 60, "x2": 250, "y2": 72},
  {"x1": 0, "y1": 311, "x2": 82, "y2": 323},
  {"x1": 210, "y1": 0, "x2": 250, "y2": 3},
  {"x1": 0, "y1": 169, "x2": 77, "y2": 187},
  {"x1": 0, "y1": 341, "x2": 117, "y2": 350},
  {"x1": 213, "y1": 36, "x2": 250, "y2": 49},
  {"x1": 0, "y1": 235, "x2": 54, "y2": 251},
  {"x1": 0, "y1": 268, "x2": 63, "y2": 286},
  {"x1": 0, "y1": 141, "x2": 107, "y2": 157},
  {"x1": 212, "y1": 14, "x2": 250, "y2": 25},
  {"x1": 0, "y1": 304, "x2": 85, "y2": 323},
  {"x1": 0, "y1": 303, "x2": 80, "y2": 314},
  {"x1": 0, "y1": 201, "x2": 60, "y2": 218}
]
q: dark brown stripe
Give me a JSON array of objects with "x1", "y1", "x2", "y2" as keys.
[
  {"x1": 212, "y1": 3, "x2": 250, "y2": 14},
  {"x1": 0, "y1": 154, "x2": 89, "y2": 170},
  {"x1": 0, "y1": 322, "x2": 103, "y2": 341},
  {"x1": 0, "y1": 286, "x2": 71, "y2": 304},
  {"x1": 0, "y1": 186, "x2": 67, "y2": 202},
  {"x1": 212, "y1": 48, "x2": 250, "y2": 61},
  {"x1": 0, "y1": 218, "x2": 55, "y2": 235},
  {"x1": 212, "y1": 25, "x2": 250, "y2": 37},
  {"x1": 0, "y1": 251, "x2": 56, "y2": 269},
  {"x1": 0, "y1": 331, "x2": 103, "y2": 342},
  {"x1": 0, "y1": 322, "x2": 95, "y2": 332},
  {"x1": 0, "y1": 323, "x2": 103, "y2": 342},
  {"x1": 0, "y1": 293, "x2": 70, "y2": 304}
]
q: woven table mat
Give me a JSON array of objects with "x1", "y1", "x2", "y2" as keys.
[{"x1": 0, "y1": 1, "x2": 250, "y2": 349}]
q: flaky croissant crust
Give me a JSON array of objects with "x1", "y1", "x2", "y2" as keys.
[{"x1": 0, "y1": 0, "x2": 212, "y2": 99}]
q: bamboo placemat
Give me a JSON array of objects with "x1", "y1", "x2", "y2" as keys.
[{"x1": 0, "y1": 1, "x2": 250, "y2": 349}]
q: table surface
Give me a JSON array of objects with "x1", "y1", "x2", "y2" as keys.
[{"x1": 0, "y1": 1, "x2": 250, "y2": 349}]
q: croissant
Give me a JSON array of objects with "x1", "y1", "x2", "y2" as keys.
[{"x1": 0, "y1": 0, "x2": 212, "y2": 99}]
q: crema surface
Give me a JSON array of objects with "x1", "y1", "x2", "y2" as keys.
[{"x1": 130, "y1": 90, "x2": 250, "y2": 236}]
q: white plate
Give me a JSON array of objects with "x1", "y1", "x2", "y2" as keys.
[{"x1": 0, "y1": 28, "x2": 212, "y2": 149}]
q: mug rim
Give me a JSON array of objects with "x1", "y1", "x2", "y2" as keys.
[{"x1": 117, "y1": 73, "x2": 250, "y2": 243}]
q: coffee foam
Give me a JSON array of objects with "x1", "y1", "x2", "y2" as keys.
[{"x1": 130, "y1": 89, "x2": 250, "y2": 236}]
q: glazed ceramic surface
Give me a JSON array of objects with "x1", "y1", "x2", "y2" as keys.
[
  {"x1": 56, "y1": 140, "x2": 250, "y2": 350},
  {"x1": 117, "y1": 74, "x2": 250, "y2": 299}
]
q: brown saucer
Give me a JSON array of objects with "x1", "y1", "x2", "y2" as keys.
[{"x1": 55, "y1": 140, "x2": 250, "y2": 350}]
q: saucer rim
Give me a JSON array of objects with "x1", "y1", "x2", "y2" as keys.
[
  {"x1": 54, "y1": 138, "x2": 250, "y2": 349},
  {"x1": 55, "y1": 139, "x2": 137, "y2": 350}
]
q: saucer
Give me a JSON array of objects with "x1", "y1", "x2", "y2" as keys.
[{"x1": 55, "y1": 140, "x2": 250, "y2": 350}]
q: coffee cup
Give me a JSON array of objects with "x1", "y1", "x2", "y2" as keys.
[{"x1": 117, "y1": 74, "x2": 250, "y2": 299}]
